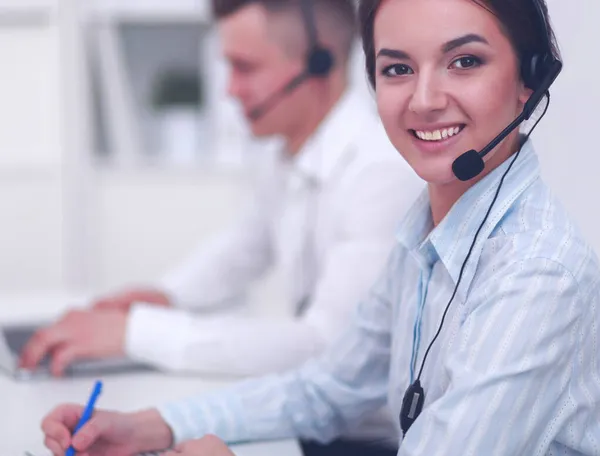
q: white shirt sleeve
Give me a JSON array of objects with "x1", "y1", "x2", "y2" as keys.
[
  {"x1": 124, "y1": 304, "x2": 325, "y2": 375},
  {"x1": 124, "y1": 158, "x2": 423, "y2": 376}
]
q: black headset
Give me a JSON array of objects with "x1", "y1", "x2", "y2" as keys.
[
  {"x1": 451, "y1": 0, "x2": 562, "y2": 181},
  {"x1": 248, "y1": 0, "x2": 336, "y2": 120},
  {"x1": 401, "y1": 0, "x2": 563, "y2": 436}
]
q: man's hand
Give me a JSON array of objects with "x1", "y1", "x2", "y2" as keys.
[
  {"x1": 19, "y1": 309, "x2": 127, "y2": 376},
  {"x1": 42, "y1": 405, "x2": 173, "y2": 456},
  {"x1": 164, "y1": 436, "x2": 235, "y2": 456},
  {"x1": 92, "y1": 288, "x2": 172, "y2": 313}
]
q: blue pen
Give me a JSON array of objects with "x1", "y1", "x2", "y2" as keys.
[{"x1": 65, "y1": 380, "x2": 103, "y2": 456}]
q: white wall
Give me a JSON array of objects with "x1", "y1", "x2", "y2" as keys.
[
  {"x1": 0, "y1": 172, "x2": 65, "y2": 289},
  {"x1": 525, "y1": 0, "x2": 600, "y2": 252},
  {"x1": 0, "y1": 6, "x2": 67, "y2": 291}
]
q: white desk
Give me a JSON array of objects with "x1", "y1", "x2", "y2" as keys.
[{"x1": 0, "y1": 292, "x2": 303, "y2": 456}]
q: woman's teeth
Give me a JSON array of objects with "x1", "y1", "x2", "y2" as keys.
[{"x1": 414, "y1": 126, "x2": 463, "y2": 141}]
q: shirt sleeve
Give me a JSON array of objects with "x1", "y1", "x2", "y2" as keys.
[
  {"x1": 399, "y1": 257, "x2": 585, "y2": 456},
  {"x1": 124, "y1": 304, "x2": 326, "y2": 376},
  {"x1": 154, "y1": 248, "x2": 400, "y2": 446}
]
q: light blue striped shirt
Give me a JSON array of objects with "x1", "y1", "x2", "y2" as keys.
[{"x1": 158, "y1": 139, "x2": 600, "y2": 455}]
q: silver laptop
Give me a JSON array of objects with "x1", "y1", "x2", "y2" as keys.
[{"x1": 0, "y1": 323, "x2": 156, "y2": 380}]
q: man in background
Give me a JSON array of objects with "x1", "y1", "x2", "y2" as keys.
[{"x1": 21, "y1": 0, "x2": 423, "y2": 453}]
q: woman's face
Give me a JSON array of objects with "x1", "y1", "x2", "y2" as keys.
[{"x1": 374, "y1": 0, "x2": 532, "y2": 185}]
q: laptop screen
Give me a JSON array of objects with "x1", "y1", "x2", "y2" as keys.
[{"x1": 0, "y1": 329, "x2": 17, "y2": 374}]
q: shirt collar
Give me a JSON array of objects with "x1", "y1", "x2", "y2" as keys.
[
  {"x1": 397, "y1": 138, "x2": 542, "y2": 298},
  {"x1": 291, "y1": 88, "x2": 374, "y2": 184}
]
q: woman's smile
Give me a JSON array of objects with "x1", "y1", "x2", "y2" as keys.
[{"x1": 408, "y1": 123, "x2": 467, "y2": 154}]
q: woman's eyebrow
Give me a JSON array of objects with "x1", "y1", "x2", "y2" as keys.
[
  {"x1": 376, "y1": 34, "x2": 489, "y2": 61},
  {"x1": 442, "y1": 33, "x2": 489, "y2": 53},
  {"x1": 377, "y1": 48, "x2": 411, "y2": 60}
]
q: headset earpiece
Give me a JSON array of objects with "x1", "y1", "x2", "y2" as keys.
[
  {"x1": 521, "y1": 0, "x2": 558, "y2": 91},
  {"x1": 522, "y1": 53, "x2": 541, "y2": 90},
  {"x1": 307, "y1": 46, "x2": 335, "y2": 77},
  {"x1": 302, "y1": 0, "x2": 335, "y2": 78},
  {"x1": 521, "y1": 52, "x2": 557, "y2": 91}
]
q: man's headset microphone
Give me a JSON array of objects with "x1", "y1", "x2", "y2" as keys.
[
  {"x1": 400, "y1": 0, "x2": 563, "y2": 436},
  {"x1": 247, "y1": 0, "x2": 335, "y2": 121}
]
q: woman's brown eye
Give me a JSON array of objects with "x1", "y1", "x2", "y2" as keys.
[
  {"x1": 382, "y1": 64, "x2": 414, "y2": 77},
  {"x1": 451, "y1": 56, "x2": 482, "y2": 69}
]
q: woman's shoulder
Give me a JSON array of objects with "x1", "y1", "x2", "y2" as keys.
[{"x1": 488, "y1": 178, "x2": 600, "y2": 289}]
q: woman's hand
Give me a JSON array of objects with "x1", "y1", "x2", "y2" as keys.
[{"x1": 42, "y1": 405, "x2": 173, "y2": 456}]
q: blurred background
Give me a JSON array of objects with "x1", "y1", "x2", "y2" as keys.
[{"x1": 0, "y1": 0, "x2": 598, "y2": 298}]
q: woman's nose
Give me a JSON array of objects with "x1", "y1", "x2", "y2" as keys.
[{"x1": 408, "y1": 71, "x2": 449, "y2": 116}]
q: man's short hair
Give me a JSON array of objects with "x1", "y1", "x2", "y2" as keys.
[{"x1": 211, "y1": 0, "x2": 357, "y2": 62}]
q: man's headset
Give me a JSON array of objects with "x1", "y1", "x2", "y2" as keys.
[
  {"x1": 248, "y1": 0, "x2": 335, "y2": 121},
  {"x1": 400, "y1": 0, "x2": 563, "y2": 436}
]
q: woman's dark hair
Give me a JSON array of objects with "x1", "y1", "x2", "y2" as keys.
[{"x1": 358, "y1": 0, "x2": 561, "y2": 88}]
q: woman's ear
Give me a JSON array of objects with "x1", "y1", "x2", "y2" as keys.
[{"x1": 518, "y1": 80, "x2": 534, "y2": 106}]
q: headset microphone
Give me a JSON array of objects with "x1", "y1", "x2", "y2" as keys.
[
  {"x1": 248, "y1": 0, "x2": 335, "y2": 121},
  {"x1": 452, "y1": 58, "x2": 562, "y2": 182},
  {"x1": 248, "y1": 46, "x2": 334, "y2": 120},
  {"x1": 248, "y1": 71, "x2": 311, "y2": 121}
]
